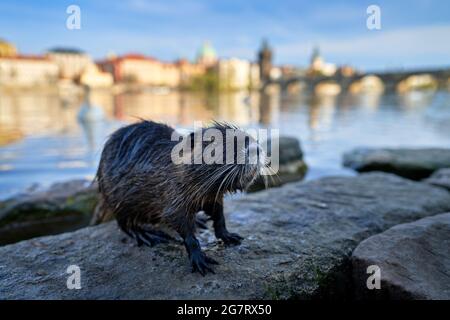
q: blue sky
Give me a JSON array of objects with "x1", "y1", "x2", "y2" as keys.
[{"x1": 0, "y1": 0, "x2": 449, "y2": 71}]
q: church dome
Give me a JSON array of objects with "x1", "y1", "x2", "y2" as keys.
[{"x1": 196, "y1": 42, "x2": 217, "y2": 66}]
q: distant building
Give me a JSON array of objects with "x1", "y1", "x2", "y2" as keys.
[
  {"x1": 196, "y1": 42, "x2": 217, "y2": 67},
  {"x1": 337, "y1": 65, "x2": 357, "y2": 78},
  {"x1": 46, "y1": 48, "x2": 92, "y2": 80},
  {"x1": 269, "y1": 67, "x2": 282, "y2": 80},
  {"x1": 216, "y1": 58, "x2": 260, "y2": 90},
  {"x1": 257, "y1": 39, "x2": 273, "y2": 82},
  {"x1": 0, "y1": 40, "x2": 59, "y2": 87},
  {"x1": 80, "y1": 63, "x2": 113, "y2": 88},
  {"x1": 0, "y1": 39, "x2": 17, "y2": 57},
  {"x1": 98, "y1": 54, "x2": 180, "y2": 87},
  {"x1": 160, "y1": 62, "x2": 181, "y2": 88},
  {"x1": 177, "y1": 59, "x2": 206, "y2": 87},
  {"x1": 309, "y1": 46, "x2": 336, "y2": 77},
  {"x1": 310, "y1": 47, "x2": 323, "y2": 71},
  {"x1": 0, "y1": 55, "x2": 59, "y2": 87}
]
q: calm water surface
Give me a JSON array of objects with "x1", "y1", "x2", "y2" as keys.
[{"x1": 1, "y1": 89, "x2": 450, "y2": 199}]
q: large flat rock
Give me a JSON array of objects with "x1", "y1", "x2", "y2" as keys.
[
  {"x1": 352, "y1": 213, "x2": 450, "y2": 299},
  {"x1": 343, "y1": 147, "x2": 450, "y2": 180},
  {"x1": 1, "y1": 173, "x2": 450, "y2": 299}
]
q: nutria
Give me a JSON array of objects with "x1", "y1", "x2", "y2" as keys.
[{"x1": 96, "y1": 120, "x2": 266, "y2": 275}]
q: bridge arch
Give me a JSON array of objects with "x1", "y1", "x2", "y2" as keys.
[
  {"x1": 349, "y1": 75, "x2": 384, "y2": 94},
  {"x1": 397, "y1": 74, "x2": 438, "y2": 93}
]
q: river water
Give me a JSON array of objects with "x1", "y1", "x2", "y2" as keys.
[{"x1": 1, "y1": 89, "x2": 450, "y2": 199}]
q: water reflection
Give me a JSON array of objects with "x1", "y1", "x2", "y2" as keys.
[
  {"x1": 398, "y1": 90, "x2": 436, "y2": 110},
  {"x1": 259, "y1": 91, "x2": 279, "y2": 125},
  {"x1": 308, "y1": 94, "x2": 337, "y2": 133},
  {"x1": 1, "y1": 87, "x2": 450, "y2": 198}
]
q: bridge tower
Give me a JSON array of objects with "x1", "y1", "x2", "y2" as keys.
[{"x1": 258, "y1": 39, "x2": 273, "y2": 82}]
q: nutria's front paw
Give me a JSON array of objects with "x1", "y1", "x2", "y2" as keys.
[
  {"x1": 217, "y1": 231, "x2": 243, "y2": 245},
  {"x1": 190, "y1": 252, "x2": 218, "y2": 276}
]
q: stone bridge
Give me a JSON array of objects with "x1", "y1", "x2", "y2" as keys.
[{"x1": 267, "y1": 68, "x2": 450, "y2": 93}]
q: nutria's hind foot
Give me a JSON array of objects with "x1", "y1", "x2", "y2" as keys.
[
  {"x1": 184, "y1": 235, "x2": 218, "y2": 276},
  {"x1": 130, "y1": 226, "x2": 174, "y2": 247},
  {"x1": 217, "y1": 231, "x2": 243, "y2": 246},
  {"x1": 190, "y1": 251, "x2": 218, "y2": 276}
]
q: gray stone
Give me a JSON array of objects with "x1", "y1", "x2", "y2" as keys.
[
  {"x1": 424, "y1": 168, "x2": 450, "y2": 191},
  {"x1": 249, "y1": 136, "x2": 307, "y2": 192},
  {"x1": 352, "y1": 213, "x2": 450, "y2": 300},
  {"x1": 0, "y1": 180, "x2": 98, "y2": 245},
  {"x1": 343, "y1": 147, "x2": 450, "y2": 180},
  {"x1": 1, "y1": 173, "x2": 450, "y2": 299}
]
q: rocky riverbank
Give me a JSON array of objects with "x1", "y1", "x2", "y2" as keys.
[{"x1": 0, "y1": 172, "x2": 449, "y2": 299}]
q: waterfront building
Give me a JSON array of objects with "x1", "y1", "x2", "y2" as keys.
[
  {"x1": 46, "y1": 48, "x2": 92, "y2": 80},
  {"x1": 0, "y1": 55, "x2": 59, "y2": 87},
  {"x1": 216, "y1": 58, "x2": 260, "y2": 91},
  {"x1": 160, "y1": 62, "x2": 181, "y2": 88},
  {"x1": 98, "y1": 54, "x2": 180, "y2": 88}
]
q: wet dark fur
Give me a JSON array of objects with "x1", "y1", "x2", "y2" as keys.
[{"x1": 96, "y1": 120, "x2": 260, "y2": 275}]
